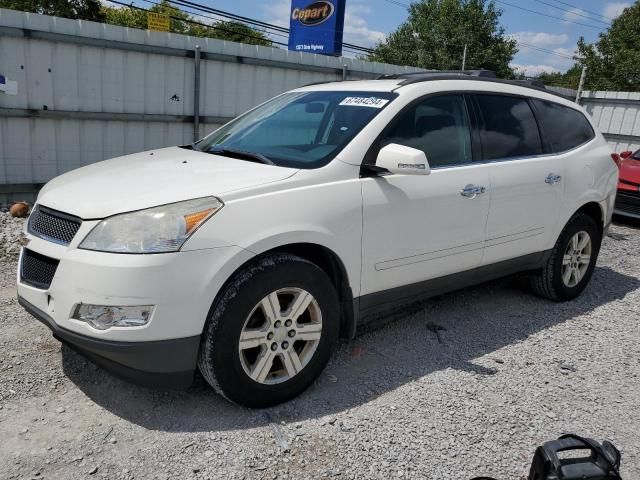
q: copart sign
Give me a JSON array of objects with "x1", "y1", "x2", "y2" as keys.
[{"x1": 288, "y1": 0, "x2": 346, "y2": 56}]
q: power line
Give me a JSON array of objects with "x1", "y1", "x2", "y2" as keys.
[
  {"x1": 381, "y1": 0, "x2": 411, "y2": 8},
  {"x1": 103, "y1": 0, "x2": 289, "y2": 46},
  {"x1": 517, "y1": 41, "x2": 575, "y2": 60},
  {"x1": 531, "y1": 0, "x2": 610, "y2": 27},
  {"x1": 154, "y1": 1, "x2": 367, "y2": 56},
  {"x1": 106, "y1": 0, "x2": 374, "y2": 56},
  {"x1": 495, "y1": 0, "x2": 606, "y2": 31},
  {"x1": 139, "y1": 0, "x2": 291, "y2": 41},
  {"x1": 546, "y1": 0, "x2": 615, "y2": 22},
  {"x1": 167, "y1": 0, "x2": 375, "y2": 54},
  {"x1": 379, "y1": 0, "x2": 608, "y2": 33},
  {"x1": 170, "y1": 0, "x2": 288, "y2": 34}
]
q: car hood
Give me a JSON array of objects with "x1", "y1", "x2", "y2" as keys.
[
  {"x1": 37, "y1": 147, "x2": 299, "y2": 218},
  {"x1": 619, "y1": 157, "x2": 640, "y2": 184}
]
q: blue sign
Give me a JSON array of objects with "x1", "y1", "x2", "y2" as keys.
[{"x1": 288, "y1": 0, "x2": 346, "y2": 56}]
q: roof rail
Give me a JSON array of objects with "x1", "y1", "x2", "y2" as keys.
[
  {"x1": 513, "y1": 79, "x2": 546, "y2": 89},
  {"x1": 300, "y1": 71, "x2": 563, "y2": 99},
  {"x1": 376, "y1": 70, "x2": 563, "y2": 98},
  {"x1": 378, "y1": 69, "x2": 497, "y2": 83},
  {"x1": 301, "y1": 79, "x2": 341, "y2": 87}
]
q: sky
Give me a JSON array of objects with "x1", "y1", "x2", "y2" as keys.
[{"x1": 130, "y1": 0, "x2": 632, "y2": 76}]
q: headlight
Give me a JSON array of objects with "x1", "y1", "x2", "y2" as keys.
[{"x1": 79, "y1": 197, "x2": 223, "y2": 253}]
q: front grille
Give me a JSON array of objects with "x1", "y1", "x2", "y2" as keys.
[
  {"x1": 28, "y1": 205, "x2": 82, "y2": 245},
  {"x1": 615, "y1": 190, "x2": 640, "y2": 217},
  {"x1": 20, "y1": 249, "x2": 59, "y2": 290}
]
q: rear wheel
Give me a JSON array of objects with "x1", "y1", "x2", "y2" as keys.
[
  {"x1": 198, "y1": 253, "x2": 339, "y2": 407},
  {"x1": 530, "y1": 213, "x2": 602, "y2": 301}
]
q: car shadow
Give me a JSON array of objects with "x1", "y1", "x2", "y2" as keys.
[
  {"x1": 612, "y1": 214, "x2": 640, "y2": 230},
  {"x1": 61, "y1": 265, "x2": 640, "y2": 433}
]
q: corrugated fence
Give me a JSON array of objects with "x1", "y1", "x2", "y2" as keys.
[
  {"x1": 581, "y1": 91, "x2": 640, "y2": 153},
  {"x1": 0, "y1": 9, "x2": 421, "y2": 201}
]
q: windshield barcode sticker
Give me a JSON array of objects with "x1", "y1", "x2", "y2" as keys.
[{"x1": 339, "y1": 97, "x2": 390, "y2": 108}]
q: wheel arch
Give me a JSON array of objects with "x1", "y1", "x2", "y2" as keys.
[
  {"x1": 214, "y1": 242, "x2": 357, "y2": 340},
  {"x1": 575, "y1": 201, "x2": 605, "y2": 231},
  {"x1": 265, "y1": 243, "x2": 356, "y2": 339}
]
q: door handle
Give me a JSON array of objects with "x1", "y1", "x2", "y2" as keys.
[
  {"x1": 545, "y1": 173, "x2": 562, "y2": 184},
  {"x1": 460, "y1": 184, "x2": 486, "y2": 199}
]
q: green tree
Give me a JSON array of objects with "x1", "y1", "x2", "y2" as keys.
[
  {"x1": 102, "y1": 1, "x2": 272, "y2": 46},
  {"x1": 0, "y1": 0, "x2": 105, "y2": 21},
  {"x1": 536, "y1": 65, "x2": 583, "y2": 89},
  {"x1": 575, "y1": 1, "x2": 640, "y2": 91},
  {"x1": 369, "y1": 0, "x2": 517, "y2": 78}
]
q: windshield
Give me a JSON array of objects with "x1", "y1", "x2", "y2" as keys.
[
  {"x1": 195, "y1": 91, "x2": 397, "y2": 169},
  {"x1": 633, "y1": 149, "x2": 640, "y2": 160}
]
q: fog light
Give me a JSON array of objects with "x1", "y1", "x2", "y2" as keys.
[{"x1": 71, "y1": 304, "x2": 154, "y2": 330}]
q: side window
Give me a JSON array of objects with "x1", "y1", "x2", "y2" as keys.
[
  {"x1": 531, "y1": 99, "x2": 595, "y2": 152},
  {"x1": 476, "y1": 94, "x2": 543, "y2": 160},
  {"x1": 381, "y1": 94, "x2": 472, "y2": 168}
]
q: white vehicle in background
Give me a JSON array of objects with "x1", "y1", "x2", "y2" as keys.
[{"x1": 17, "y1": 71, "x2": 618, "y2": 407}]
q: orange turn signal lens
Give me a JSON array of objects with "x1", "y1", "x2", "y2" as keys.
[{"x1": 184, "y1": 209, "x2": 214, "y2": 234}]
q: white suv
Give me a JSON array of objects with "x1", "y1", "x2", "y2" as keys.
[{"x1": 17, "y1": 72, "x2": 618, "y2": 407}]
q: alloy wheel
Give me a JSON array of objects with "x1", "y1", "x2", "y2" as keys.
[
  {"x1": 238, "y1": 287, "x2": 322, "y2": 385},
  {"x1": 562, "y1": 230, "x2": 592, "y2": 287}
]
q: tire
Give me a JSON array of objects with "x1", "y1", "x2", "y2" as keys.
[
  {"x1": 197, "y1": 253, "x2": 340, "y2": 407},
  {"x1": 530, "y1": 212, "x2": 602, "y2": 301}
]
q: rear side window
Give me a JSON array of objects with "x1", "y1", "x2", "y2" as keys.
[
  {"x1": 476, "y1": 94, "x2": 543, "y2": 160},
  {"x1": 381, "y1": 94, "x2": 472, "y2": 168},
  {"x1": 531, "y1": 99, "x2": 595, "y2": 152}
]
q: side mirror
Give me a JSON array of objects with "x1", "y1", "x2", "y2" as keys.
[
  {"x1": 375, "y1": 143, "x2": 430, "y2": 175},
  {"x1": 620, "y1": 150, "x2": 633, "y2": 159}
]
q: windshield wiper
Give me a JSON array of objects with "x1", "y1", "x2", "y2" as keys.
[{"x1": 207, "y1": 146, "x2": 274, "y2": 165}]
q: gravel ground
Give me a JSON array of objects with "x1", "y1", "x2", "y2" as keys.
[
  {"x1": 1, "y1": 213, "x2": 639, "y2": 480},
  {"x1": 0, "y1": 212, "x2": 26, "y2": 258}
]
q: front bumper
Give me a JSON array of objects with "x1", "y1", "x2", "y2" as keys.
[
  {"x1": 19, "y1": 296, "x2": 199, "y2": 387},
  {"x1": 17, "y1": 231, "x2": 252, "y2": 341},
  {"x1": 16, "y1": 219, "x2": 255, "y2": 386}
]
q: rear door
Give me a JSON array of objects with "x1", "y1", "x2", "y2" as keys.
[{"x1": 474, "y1": 93, "x2": 564, "y2": 265}]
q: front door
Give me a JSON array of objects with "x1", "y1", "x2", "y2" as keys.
[{"x1": 360, "y1": 94, "x2": 490, "y2": 305}]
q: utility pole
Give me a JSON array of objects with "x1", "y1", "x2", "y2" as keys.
[
  {"x1": 575, "y1": 65, "x2": 587, "y2": 104},
  {"x1": 461, "y1": 44, "x2": 468, "y2": 70}
]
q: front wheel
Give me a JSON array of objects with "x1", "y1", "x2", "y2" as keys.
[
  {"x1": 198, "y1": 253, "x2": 340, "y2": 407},
  {"x1": 530, "y1": 212, "x2": 602, "y2": 301}
]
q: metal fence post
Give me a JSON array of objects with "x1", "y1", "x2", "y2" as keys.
[
  {"x1": 342, "y1": 64, "x2": 348, "y2": 81},
  {"x1": 193, "y1": 45, "x2": 201, "y2": 142},
  {"x1": 575, "y1": 66, "x2": 587, "y2": 104}
]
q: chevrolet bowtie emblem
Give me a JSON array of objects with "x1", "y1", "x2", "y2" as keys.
[{"x1": 18, "y1": 232, "x2": 30, "y2": 247}]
